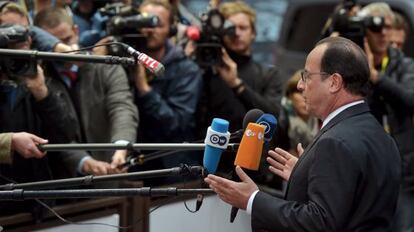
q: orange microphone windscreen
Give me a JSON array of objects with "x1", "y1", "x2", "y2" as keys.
[{"x1": 234, "y1": 123, "x2": 265, "y2": 170}]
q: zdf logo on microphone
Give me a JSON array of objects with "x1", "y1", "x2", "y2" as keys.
[
  {"x1": 245, "y1": 129, "x2": 264, "y2": 140},
  {"x1": 210, "y1": 134, "x2": 228, "y2": 146}
]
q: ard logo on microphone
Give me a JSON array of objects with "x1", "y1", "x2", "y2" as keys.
[
  {"x1": 258, "y1": 121, "x2": 271, "y2": 134},
  {"x1": 210, "y1": 134, "x2": 228, "y2": 146}
]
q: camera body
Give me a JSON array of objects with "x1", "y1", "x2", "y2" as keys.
[
  {"x1": 0, "y1": 24, "x2": 37, "y2": 78},
  {"x1": 330, "y1": 0, "x2": 384, "y2": 47},
  {"x1": 194, "y1": 9, "x2": 235, "y2": 67},
  {"x1": 99, "y1": 2, "x2": 159, "y2": 55}
]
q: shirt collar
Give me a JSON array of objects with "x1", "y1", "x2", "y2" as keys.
[{"x1": 321, "y1": 100, "x2": 365, "y2": 129}]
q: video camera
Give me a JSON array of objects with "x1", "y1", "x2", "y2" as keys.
[
  {"x1": 99, "y1": 2, "x2": 160, "y2": 55},
  {"x1": 323, "y1": 0, "x2": 385, "y2": 48},
  {"x1": 193, "y1": 8, "x2": 235, "y2": 67},
  {"x1": 0, "y1": 24, "x2": 37, "y2": 78}
]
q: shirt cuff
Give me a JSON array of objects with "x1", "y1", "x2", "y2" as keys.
[
  {"x1": 246, "y1": 190, "x2": 259, "y2": 215},
  {"x1": 77, "y1": 156, "x2": 92, "y2": 175}
]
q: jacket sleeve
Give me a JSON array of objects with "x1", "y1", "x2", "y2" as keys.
[
  {"x1": 137, "y1": 62, "x2": 202, "y2": 138},
  {"x1": 30, "y1": 26, "x2": 60, "y2": 52},
  {"x1": 252, "y1": 137, "x2": 360, "y2": 231},
  {"x1": 103, "y1": 65, "x2": 138, "y2": 143},
  {"x1": 238, "y1": 66, "x2": 283, "y2": 117},
  {"x1": 374, "y1": 57, "x2": 414, "y2": 112},
  {"x1": 34, "y1": 90, "x2": 78, "y2": 143}
]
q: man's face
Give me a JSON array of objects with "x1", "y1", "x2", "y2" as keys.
[
  {"x1": 0, "y1": 12, "x2": 31, "y2": 49},
  {"x1": 365, "y1": 15, "x2": 392, "y2": 55},
  {"x1": 223, "y1": 12, "x2": 255, "y2": 55},
  {"x1": 43, "y1": 22, "x2": 79, "y2": 47},
  {"x1": 297, "y1": 44, "x2": 332, "y2": 119},
  {"x1": 140, "y1": 4, "x2": 171, "y2": 51},
  {"x1": 390, "y1": 28, "x2": 406, "y2": 50}
]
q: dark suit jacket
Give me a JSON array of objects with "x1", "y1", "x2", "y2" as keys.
[{"x1": 251, "y1": 103, "x2": 401, "y2": 231}]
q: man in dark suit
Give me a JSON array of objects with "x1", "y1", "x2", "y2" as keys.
[{"x1": 205, "y1": 36, "x2": 401, "y2": 231}]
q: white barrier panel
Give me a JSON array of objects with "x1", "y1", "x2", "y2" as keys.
[
  {"x1": 35, "y1": 214, "x2": 119, "y2": 232},
  {"x1": 150, "y1": 195, "x2": 251, "y2": 232}
]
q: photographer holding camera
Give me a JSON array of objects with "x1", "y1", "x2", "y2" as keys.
[
  {"x1": 0, "y1": 3, "x2": 77, "y2": 216},
  {"x1": 130, "y1": 0, "x2": 202, "y2": 175},
  {"x1": 327, "y1": 2, "x2": 414, "y2": 231},
  {"x1": 198, "y1": 2, "x2": 283, "y2": 133}
]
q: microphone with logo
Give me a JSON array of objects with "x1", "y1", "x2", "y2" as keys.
[
  {"x1": 230, "y1": 122, "x2": 265, "y2": 223},
  {"x1": 197, "y1": 118, "x2": 231, "y2": 211},
  {"x1": 120, "y1": 42, "x2": 165, "y2": 76},
  {"x1": 256, "y1": 113, "x2": 278, "y2": 150},
  {"x1": 231, "y1": 109, "x2": 264, "y2": 140}
]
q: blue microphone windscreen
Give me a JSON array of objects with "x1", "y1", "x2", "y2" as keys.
[
  {"x1": 211, "y1": 118, "x2": 229, "y2": 132},
  {"x1": 256, "y1": 114, "x2": 277, "y2": 142},
  {"x1": 203, "y1": 118, "x2": 230, "y2": 174}
]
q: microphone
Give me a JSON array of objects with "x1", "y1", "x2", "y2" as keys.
[
  {"x1": 232, "y1": 109, "x2": 264, "y2": 139},
  {"x1": 186, "y1": 26, "x2": 201, "y2": 41},
  {"x1": 230, "y1": 122, "x2": 265, "y2": 223},
  {"x1": 203, "y1": 118, "x2": 230, "y2": 174},
  {"x1": 256, "y1": 113, "x2": 277, "y2": 143},
  {"x1": 199, "y1": 118, "x2": 230, "y2": 211},
  {"x1": 121, "y1": 43, "x2": 165, "y2": 76},
  {"x1": 111, "y1": 14, "x2": 159, "y2": 29}
]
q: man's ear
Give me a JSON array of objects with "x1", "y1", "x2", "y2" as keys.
[{"x1": 329, "y1": 73, "x2": 343, "y2": 93}]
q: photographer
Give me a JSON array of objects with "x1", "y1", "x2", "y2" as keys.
[
  {"x1": 0, "y1": 9, "x2": 76, "y2": 216},
  {"x1": 355, "y1": 3, "x2": 414, "y2": 232},
  {"x1": 128, "y1": 0, "x2": 202, "y2": 181},
  {"x1": 195, "y1": 2, "x2": 284, "y2": 184},
  {"x1": 198, "y1": 2, "x2": 283, "y2": 133},
  {"x1": 34, "y1": 7, "x2": 138, "y2": 177}
]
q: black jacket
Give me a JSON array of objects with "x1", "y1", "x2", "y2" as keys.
[
  {"x1": 200, "y1": 51, "x2": 284, "y2": 133},
  {"x1": 368, "y1": 47, "x2": 414, "y2": 192},
  {"x1": 0, "y1": 81, "x2": 76, "y2": 215},
  {"x1": 252, "y1": 103, "x2": 401, "y2": 231}
]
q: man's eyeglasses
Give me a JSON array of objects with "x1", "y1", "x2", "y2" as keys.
[{"x1": 300, "y1": 70, "x2": 331, "y2": 82}]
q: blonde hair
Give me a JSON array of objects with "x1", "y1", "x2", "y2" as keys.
[
  {"x1": 0, "y1": 2, "x2": 28, "y2": 23},
  {"x1": 219, "y1": 1, "x2": 256, "y2": 32},
  {"x1": 360, "y1": 2, "x2": 394, "y2": 21}
]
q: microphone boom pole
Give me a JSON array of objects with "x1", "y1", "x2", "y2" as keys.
[
  {"x1": 38, "y1": 143, "x2": 239, "y2": 152},
  {"x1": 0, "y1": 187, "x2": 214, "y2": 200},
  {"x1": 0, "y1": 48, "x2": 136, "y2": 65},
  {"x1": 0, "y1": 165, "x2": 204, "y2": 190}
]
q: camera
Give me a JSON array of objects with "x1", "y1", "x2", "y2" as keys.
[
  {"x1": 99, "y1": 2, "x2": 160, "y2": 55},
  {"x1": 323, "y1": 0, "x2": 385, "y2": 48},
  {"x1": 0, "y1": 24, "x2": 37, "y2": 78},
  {"x1": 193, "y1": 8, "x2": 235, "y2": 67}
]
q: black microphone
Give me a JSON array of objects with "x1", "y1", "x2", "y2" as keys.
[
  {"x1": 120, "y1": 42, "x2": 165, "y2": 76},
  {"x1": 231, "y1": 109, "x2": 265, "y2": 140}
]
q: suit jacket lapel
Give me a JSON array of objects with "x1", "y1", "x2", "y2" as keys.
[{"x1": 284, "y1": 102, "x2": 370, "y2": 198}]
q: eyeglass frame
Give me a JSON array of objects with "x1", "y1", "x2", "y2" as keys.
[{"x1": 300, "y1": 69, "x2": 331, "y2": 83}]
